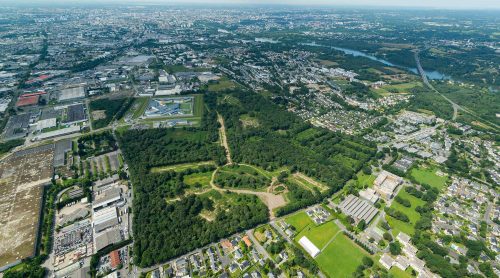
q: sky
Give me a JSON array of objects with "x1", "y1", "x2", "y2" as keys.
[{"x1": 9, "y1": 0, "x2": 500, "y2": 9}]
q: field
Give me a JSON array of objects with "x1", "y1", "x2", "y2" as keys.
[
  {"x1": 373, "y1": 81, "x2": 423, "y2": 96},
  {"x1": 290, "y1": 173, "x2": 329, "y2": 192},
  {"x1": 0, "y1": 145, "x2": 54, "y2": 268},
  {"x1": 130, "y1": 97, "x2": 150, "y2": 119},
  {"x1": 286, "y1": 211, "x2": 313, "y2": 232},
  {"x1": 295, "y1": 221, "x2": 340, "y2": 250},
  {"x1": 315, "y1": 234, "x2": 366, "y2": 278},
  {"x1": 151, "y1": 161, "x2": 215, "y2": 173},
  {"x1": 207, "y1": 77, "x2": 238, "y2": 92},
  {"x1": 410, "y1": 166, "x2": 448, "y2": 191},
  {"x1": 183, "y1": 171, "x2": 212, "y2": 191},
  {"x1": 386, "y1": 188, "x2": 426, "y2": 236}
]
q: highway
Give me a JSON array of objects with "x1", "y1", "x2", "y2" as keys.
[{"x1": 414, "y1": 51, "x2": 499, "y2": 131}]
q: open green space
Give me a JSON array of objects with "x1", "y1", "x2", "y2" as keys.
[
  {"x1": 295, "y1": 221, "x2": 340, "y2": 250},
  {"x1": 286, "y1": 211, "x2": 313, "y2": 232},
  {"x1": 389, "y1": 266, "x2": 414, "y2": 278},
  {"x1": 90, "y1": 97, "x2": 132, "y2": 129},
  {"x1": 214, "y1": 164, "x2": 270, "y2": 190},
  {"x1": 315, "y1": 234, "x2": 366, "y2": 278},
  {"x1": 410, "y1": 166, "x2": 448, "y2": 191},
  {"x1": 151, "y1": 161, "x2": 215, "y2": 173},
  {"x1": 183, "y1": 171, "x2": 213, "y2": 188},
  {"x1": 131, "y1": 97, "x2": 150, "y2": 119},
  {"x1": 207, "y1": 77, "x2": 238, "y2": 92},
  {"x1": 386, "y1": 188, "x2": 426, "y2": 236}
]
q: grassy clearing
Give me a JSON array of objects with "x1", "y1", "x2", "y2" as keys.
[
  {"x1": 207, "y1": 77, "x2": 238, "y2": 92},
  {"x1": 286, "y1": 211, "x2": 313, "y2": 232},
  {"x1": 151, "y1": 161, "x2": 214, "y2": 173},
  {"x1": 291, "y1": 173, "x2": 328, "y2": 192},
  {"x1": 315, "y1": 234, "x2": 366, "y2": 278},
  {"x1": 386, "y1": 188, "x2": 426, "y2": 236},
  {"x1": 132, "y1": 97, "x2": 150, "y2": 119},
  {"x1": 239, "y1": 114, "x2": 260, "y2": 128},
  {"x1": 295, "y1": 221, "x2": 340, "y2": 250},
  {"x1": 410, "y1": 166, "x2": 448, "y2": 191},
  {"x1": 184, "y1": 171, "x2": 212, "y2": 188},
  {"x1": 389, "y1": 267, "x2": 414, "y2": 278}
]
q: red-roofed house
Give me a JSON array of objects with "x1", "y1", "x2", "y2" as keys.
[
  {"x1": 110, "y1": 250, "x2": 121, "y2": 269},
  {"x1": 16, "y1": 95, "x2": 39, "y2": 107},
  {"x1": 242, "y1": 236, "x2": 252, "y2": 247}
]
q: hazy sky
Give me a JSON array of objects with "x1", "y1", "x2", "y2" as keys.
[{"x1": 10, "y1": 0, "x2": 500, "y2": 9}]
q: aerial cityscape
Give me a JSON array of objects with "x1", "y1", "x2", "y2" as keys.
[{"x1": 0, "y1": 1, "x2": 498, "y2": 278}]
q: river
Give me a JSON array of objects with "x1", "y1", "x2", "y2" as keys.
[{"x1": 302, "y1": 42, "x2": 452, "y2": 80}]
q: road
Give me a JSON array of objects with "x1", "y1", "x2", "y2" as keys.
[
  {"x1": 414, "y1": 51, "x2": 499, "y2": 130},
  {"x1": 246, "y1": 229, "x2": 274, "y2": 262}
]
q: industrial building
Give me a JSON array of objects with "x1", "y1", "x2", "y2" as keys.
[
  {"x1": 373, "y1": 170, "x2": 403, "y2": 200},
  {"x1": 59, "y1": 86, "x2": 86, "y2": 102},
  {"x1": 339, "y1": 194, "x2": 378, "y2": 224},
  {"x1": 94, "y1": 228, "x2": 122, "y2": 252},
  {"x1": 298, "y1": 236, "x2": 320, "y2": 258},
  {"x1": 92, "y1": 188, "x2": 122, "y2": 211},
  {"x1": 93, "y1": 205, "x2": 119, "y2": 233}
]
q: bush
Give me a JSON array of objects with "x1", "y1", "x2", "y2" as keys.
[
  {"x1": 395, "y1": 196, "x2": 411, "y2": 207},
  {"x1": 389, "y1": 242, "x2": 402, "y2": 255}
]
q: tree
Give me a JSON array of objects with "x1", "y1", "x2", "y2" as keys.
[
  {"x1": 383, "y1": 232, "x2": 393, "y2": 242},
  {"x1": 362, "y1": 256, "x2": 374, "y2": 267},
  {"x1": 389, "y1": 242, "x2": 402, "y2": 255},
  {"x1": 357, "y1": 219, "x2": 366, "y2": 230}
]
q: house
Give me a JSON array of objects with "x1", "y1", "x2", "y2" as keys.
[
  {"x1": 395, "y1": 255, "x2": 409, "y2": 270},
  {"x1": 240, "y1": 260, "x2": 250, "y2": 270},
  {"x1": 380, "y1": 253, "x2": 395, "y2": 270},
  {"x1": 242, "y1": 235, "x2": 252, "y2": 247}
]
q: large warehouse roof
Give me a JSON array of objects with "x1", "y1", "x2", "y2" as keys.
[{"x1": 298, "y1": 236, "x2": 320, "y2": 258}]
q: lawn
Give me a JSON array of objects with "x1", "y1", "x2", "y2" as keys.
[
  {"x1": 286, "y1": 211, "x2": 313, "y2": 232},
  {"x1": 386, "y1": 188, "x2": 426, "y2": 236},
  {"x1": 295, "y1": 221, "x2": 340, "y2": 250},
  {"x1": 410, "y1": 166, "x2": 448, "y2": 191},
  {"x1": 389, "y1": 267, "x2": 414, "y2": 278},
  {"x1": 315, "y1": 234, "x2": 366, "y2": 278},
  {"x1": 357, "y1": 172, "x2": 376, "y2": 188},
  {"x1": 132, "y1": 97, "x2": 150, "y2": 119},
  {"x1": 207, "y1": 77, "x2": 238, "y2": 92},
  {"x1": 183, "y1": 171, "x2": 212, "y2": 188}
]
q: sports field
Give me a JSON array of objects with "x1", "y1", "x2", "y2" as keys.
[
  {"x1": 295, "y1": 221, "x2": 340, "y2": 250},
  {"x1": 386, "y1": 188, "x2": 426, "y2": 236},
  {"x1": 410, "y1": 166, "x2": 448, "y2": 191},
  {"x1": 286, "y1": 211, "x2": 313, "y2": 232},
  {"x1": 315, "y1": 234, "x2": 366, "y2": 278}
]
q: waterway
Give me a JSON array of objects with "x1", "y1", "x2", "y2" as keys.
[{"x1": 302, "y1": 42, "x2": 452, "y2": 80}]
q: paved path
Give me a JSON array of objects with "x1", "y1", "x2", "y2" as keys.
[{"x1": 246, "y1": 229, "x2": 274, "y2": 262}]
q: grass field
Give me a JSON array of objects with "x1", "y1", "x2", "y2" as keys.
[
  {"x1": 286, "y1": 211, "x2": 313, "y2": 232},
  {"x1": 131, "y1": 97, "x2": 149, "y2": 119},
  {"x1": 386, "y1": 188, "x2": 426, "y2": 236},
  {"x1": 315, "y1": 234, "x2": 366, "y2": 278},
  {"x1": 295, "y1": 221, "x2": 340, "y2": 250},
  {"x1": 290, "y1": 173, "x2": 328, "y2": 192},
  {"x1": 389, "y1": 267, "x2": 414, "y2": 278},
  {"x1": 183, "y1": 171, "x2": 212, "y2": 188},
  {"x1": 410, "y1": 166, "x2": 448, "y2": 191},
  {"x1": 207, "y1": 77, "x2": 238, "y2": 92},
  {"x1": 151, "y1": 161, "x2": 214, "y2": 173}
]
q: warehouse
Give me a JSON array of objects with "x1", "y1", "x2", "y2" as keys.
[
  {"x1": 36, "y1": 118, "x2": 57, "y2": 131},
  {"x1": 298, "y1": 236, "x2": 320, "y2": 258},
  {"x1": 95, "y1": 228, "x2": 122, "y2": 252},
  {"x1": 63, "y1": 104, "x2": 87, "y2": 124},
  {"x1": 93, "y1": 188, "x2": 122, "y2": 211},
  {"x1": 339, "y1": 194, "x2": 378, "y2": 224},
  {"x1": 93, "y1": 206, "x2": 119, "y2": 233},
  {"x1": 58, "y1": 86, "x2": 85, "y2": 102}
]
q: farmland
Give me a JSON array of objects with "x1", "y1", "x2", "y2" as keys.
[{"x1": 0, "y1": 145, "x2": 54, "y2": 269}]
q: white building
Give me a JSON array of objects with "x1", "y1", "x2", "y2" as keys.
[{"x1": 298, "y1": 236, "x2": 320, "y2": 258}]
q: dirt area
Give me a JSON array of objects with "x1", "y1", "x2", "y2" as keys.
[
  {"x1": 91, "y1": 110, "x2": 107, "y2": 120},
  {"x1": 0, "y1": 145, "x2": 54, "y2": 268},
  {"x1": 217, "y1": 113, "x2": 233, "y2": 164}
]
